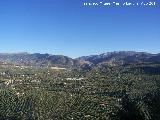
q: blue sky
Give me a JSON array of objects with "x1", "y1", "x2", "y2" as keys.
[{"x1": 0, "y1": 0, "x2": 159, "y2": 58}]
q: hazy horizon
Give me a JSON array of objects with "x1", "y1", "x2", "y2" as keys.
[{"x1": 0, "y1": 50, "x2": 159, "y2": 59}]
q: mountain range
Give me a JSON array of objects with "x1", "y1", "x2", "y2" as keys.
[{"x1": 0, "y1": 51, "x2": 160, "y2": 69}]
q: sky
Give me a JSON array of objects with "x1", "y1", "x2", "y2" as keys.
[{"x1": 0, "y1": 0, "x2": 159, "y2": 58}]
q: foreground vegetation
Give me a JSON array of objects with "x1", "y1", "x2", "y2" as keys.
[{"x1": 0, "y1": 62, "x2": 160, "y2": 120}]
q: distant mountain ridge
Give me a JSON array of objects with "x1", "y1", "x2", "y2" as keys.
[
  {"x1": 0, "y1": 51, "x2": 160, "y2": 68},
  {"x1": 77, "y1": 51, "x2": 160, "y2": 66},
  {"x1": 0, "y1": 53, "x2": 76, "y2": 68}
]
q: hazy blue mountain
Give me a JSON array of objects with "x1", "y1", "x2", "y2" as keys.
[
  {"x1": 0, "y1": 51, "x2": 160, "y2": 68},
  {"x1": 0, "y1": 53, "x2": 76, "y2": 68},
  {"x1": 77, "y1": 51, "x2": 160, "y2": 66}
]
